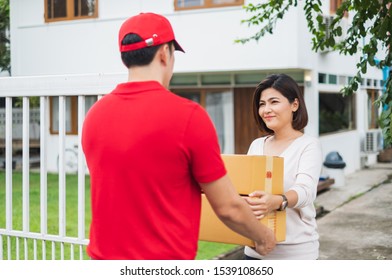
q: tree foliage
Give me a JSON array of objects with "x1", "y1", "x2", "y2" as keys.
[
  {"x1": 0, "y1": 0, "x2": 10, "y2": 74},
  {"x1": 237, "y1": 0, "x2": 392, "y2": 146}
]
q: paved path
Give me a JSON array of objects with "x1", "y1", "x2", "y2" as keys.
[
  {"x1": 218, "y1": 163, "x2": 392, "y2": 260},
  {"x1": 318, "y1": 181, "x2": 392, "y2": 260}
]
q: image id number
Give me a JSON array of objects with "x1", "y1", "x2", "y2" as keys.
[{"x1": 213, "y1": 266, "x2": 273, "y2": 276}]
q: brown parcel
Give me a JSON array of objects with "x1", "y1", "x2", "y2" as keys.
[{"x1": 199, "y1": 155, "x2": 285, "y2": 246}]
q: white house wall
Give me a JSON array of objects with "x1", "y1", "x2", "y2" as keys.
[
  {"x1": 11, "y1": 1, "x2": 381, "y2": 77},
  {"x1": 173, "y1": 6, "x2": 303, "y2": 73},
  {"x1": 8, "y1": 0, "x2": 385, "y2": 174},
  {"x1": 10, "y1": 0, "x2": 316, "y2": 76},
  {"x1": 319, "y1": 131, "x2": 361, "y2": 175},
  {"x1": 318, "y1": 52, "x2": 382, "y2": 81},
  {"x1": 11, "y1": 1, "x2": 380, "y2": 78}
]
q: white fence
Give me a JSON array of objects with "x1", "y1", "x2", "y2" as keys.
[{"x1": 0, "y1": 73, "x2": 126, "y2": 260}]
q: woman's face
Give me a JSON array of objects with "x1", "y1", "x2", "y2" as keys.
[{"x1": 258, "y1": 87, "x2": 299, "y2": 132}]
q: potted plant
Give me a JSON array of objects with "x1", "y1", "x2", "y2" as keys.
[
  {"x1": 378, "y1": 130, "x2": 392, "y2": 162},
  {"x1": 378, "y1": 145, "x2": 392, "y2": 162}
]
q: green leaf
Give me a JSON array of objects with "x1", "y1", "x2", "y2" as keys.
[{"x1": 237, "y1": 0, "x2": 392, "y2": 144}]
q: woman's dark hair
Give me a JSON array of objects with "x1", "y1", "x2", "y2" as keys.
[
  {"x1": 120, "y1": 33, "x2": 174, "y2": 68},
  {"x1": 252, "y1": 73, "x2": 308, "y2": 134}
]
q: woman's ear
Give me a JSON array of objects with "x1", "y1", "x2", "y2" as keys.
[{"x1": 292, "y1": 98, "x2": 299, "y2": 112}]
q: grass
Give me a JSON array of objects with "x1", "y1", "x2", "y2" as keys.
[
  {"x1": 0, "y1": 171, "x2": 90, "y2": 236},
  {"x1": 0, "y1": 170, "x2": 237, "y2": 260},
  {"x1": 196, "y1": 241, "x2": 237, "y2": 260},
  {"x1": 0, "y1": 170, "x2": 91, "y2": 259}
]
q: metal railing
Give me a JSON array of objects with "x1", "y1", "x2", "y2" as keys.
[{"x1": 0, "y1": 73, "x2": 126, "y2": 260}]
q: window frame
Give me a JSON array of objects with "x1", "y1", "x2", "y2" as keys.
[
  {"x1": 49, "y1": 95, "x2": 97, "y2": 135},
  {"x1": 49, "y1": 96, "x2": 78, "y2": 135},
  {"x1": 44, "y1": 0, "x2": 98, "y2": 23},
  {"x1": 330, "y1": 0, "x2": 343, "y2": 14},
  {"x1": 367, "y1": 89, "x2": 380, "y2": 129},
  {"x1": 318, "y1": 91, "x2": 356, "y2": 135},
  {"x1": 174, "y1": 0, "x2": 244, "y2": 11},
  {"x1": 172, "y1": 88, "x2": 235, "y2": 153},
  {"x1": 330, "y1": 0, "x2": 348, "y2": 17},
  {"x1": 173, "y1": 88, "x2": 207, "y2": 107}
]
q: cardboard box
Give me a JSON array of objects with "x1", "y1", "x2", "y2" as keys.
[{"x1": 199, "y1": 155, "x2": 285, "y2": 246}]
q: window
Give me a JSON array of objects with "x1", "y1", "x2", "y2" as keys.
[
  {"x1": 318, "y1": 73, "x2": 327, "y2": 84},
  {"x1": 319, "y1": 92, "x2": 356, "y2": 134},
  {"x1": 175, "y1": 0, "x2": 244, "y2": 11},
  {"x1": 174, "y1": 90, "x2": 234, "y2": 154},
  {"x1": 45, "y1": 0, "x2": 98, "y2": 22},
  {"x1": 330, "y1": 0, "x2": 343, "y2": 14},
  {"x1": 328, "y1": 74, "x2": 337, "y2": 85},
  {"x1": 330, "y1": 0, "x2": 348, "y2": 17},
  {"x1": 318, "y1": 73, "x2": 339, "y2": 85},
  {"x1": 50, "y1": 96, "x2": 97, "y2": 135}
]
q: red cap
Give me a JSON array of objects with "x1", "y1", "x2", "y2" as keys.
[{"x1": 119, "y1": 13, "x2": 185, "y2": 53}]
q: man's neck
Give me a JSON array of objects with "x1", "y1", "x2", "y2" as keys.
[{"x1": 127, "y1": 64, "x2": 163, "y2": 85}]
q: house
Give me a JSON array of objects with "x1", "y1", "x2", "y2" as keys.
[{"x1": 2, "y1": 0, "x2": 384, "y2": 174}]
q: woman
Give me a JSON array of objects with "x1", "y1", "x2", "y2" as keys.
[{"x1": 244, "y1": 73, "x2": 323, "y2": 260}]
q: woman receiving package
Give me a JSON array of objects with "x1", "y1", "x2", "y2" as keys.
[{"x1": 244, "y1": 73, "x2": 323, "y2": 260}]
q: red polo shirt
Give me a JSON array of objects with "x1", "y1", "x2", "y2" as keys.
[{"x1": 82, "y1": 81, "x2": 226, "y2": 259}]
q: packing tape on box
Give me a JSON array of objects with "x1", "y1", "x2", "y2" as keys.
[{"x1": 199, "y1": 155, "x2": 286, "y2": 246}]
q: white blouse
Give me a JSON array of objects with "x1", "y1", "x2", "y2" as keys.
[{"x1": 244, "y1": 134, "x2": 323, "y2": 260}]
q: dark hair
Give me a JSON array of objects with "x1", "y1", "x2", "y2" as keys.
[
  {"x1": 121, "y1": 33, "x2": 174, "y2": 68},
  {"x1": 252, "y1": 73, "x2": 308, "y2": 134}
]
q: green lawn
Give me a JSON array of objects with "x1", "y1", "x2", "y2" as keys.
[{"x1": 0, "y1": 170, "x2": 237, "y2": 260}]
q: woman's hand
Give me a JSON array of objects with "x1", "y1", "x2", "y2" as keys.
[{"x1": 245, "y1": 191, "x2": 281, "y2": 219}]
